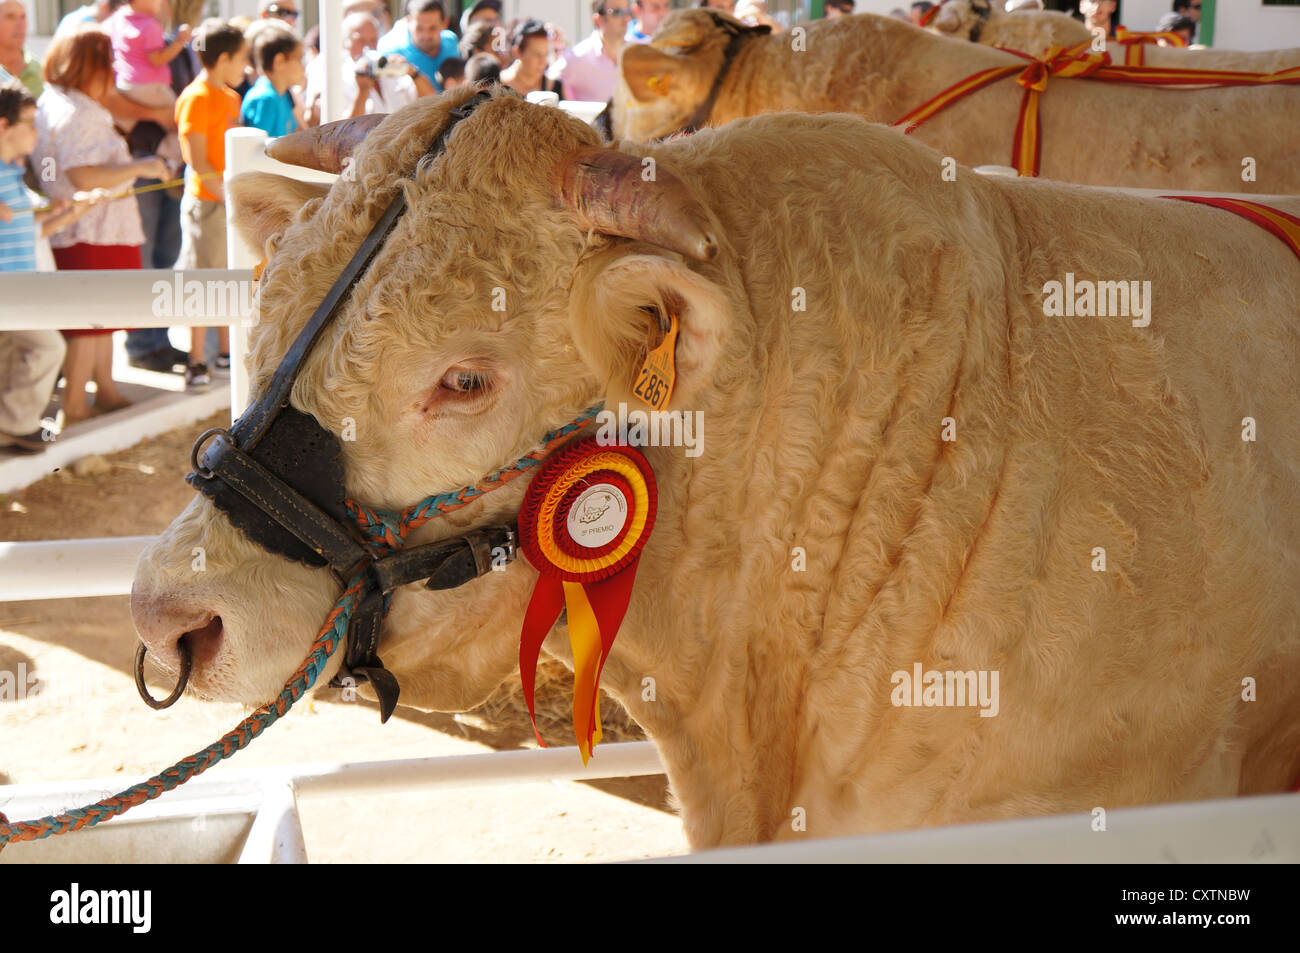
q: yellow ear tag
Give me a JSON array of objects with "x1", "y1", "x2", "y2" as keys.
[
  {"x1": 253, "y1": 257, "x2": 268, "y2": 283},
  {"x1": 647, "y1": 74, "x2": 671, "y2": 96},
  {"x1": 633, "y1": 307, "x2": 678, "y2": 411}
]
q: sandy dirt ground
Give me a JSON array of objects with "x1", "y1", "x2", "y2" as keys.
[{"x1": 0, "y1": 411, "x2": 687, "y2": 863}]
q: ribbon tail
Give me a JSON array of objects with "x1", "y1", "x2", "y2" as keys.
[
  {"x1": 1013, "y1": 86, "x2": 1041, "y2": 177},
  {"x1": 519, "y1": 578, "x2": 565, "y2": 747},
  {"x1": 585, "y1": 560, "x2": 642, "y2": 689},
  {"x1": 582, "y1": 561, "x2": 643, "y2": 760},
  {"x1": 562, "y1": 580, "x2": 603, "y2": 764}
]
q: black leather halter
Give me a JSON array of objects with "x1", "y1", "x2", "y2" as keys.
[
  {"x1": 186, "y1": 91, "x2": 515, "y2": 722},
  {"x1": 679, "y1": 13, "x2": 771, "y2": 134}
]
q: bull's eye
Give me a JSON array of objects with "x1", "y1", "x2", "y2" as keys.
[
  {"x1": 440, "y1": 368, "x2": 491, "y2": 395},
  {"x1": 418, "y1": 365, "x2": 498, "y2": 416}
]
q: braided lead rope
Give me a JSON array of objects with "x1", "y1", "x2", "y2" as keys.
[
  {"x1": 346, "y1": 405, "x2": 604, "y2": 548},
  {"x1": 0, "y1": 404, "x2": 604, "y2": 853},
  {"x1": 0, "y1": 577, "x2": 364, "y2": 850}
]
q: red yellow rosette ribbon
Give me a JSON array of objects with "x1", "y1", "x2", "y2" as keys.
[{"x1": 517, "y1": 437, "x2": 657, "y2": 763}]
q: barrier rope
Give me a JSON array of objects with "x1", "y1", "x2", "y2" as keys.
[
  {"x1": 892, "y1": 43, "x2": 1300, "y2": 177},
  {"x1": 0, "y1": 405, "x2": 601, "y2": 852},
  {"x1": 30, "y1": 172, "x2": 222, "y2": 215}
]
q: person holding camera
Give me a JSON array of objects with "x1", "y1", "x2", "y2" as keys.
[{"x1": 305, "y1": 11, "x2": 432, "y2": 123}]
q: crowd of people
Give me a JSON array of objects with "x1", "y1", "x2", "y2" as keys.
[
  {"x1": 0, "y1": 0, "x2": 1218, "y2": 454},
  {"x1": 1072, "y1": 0, "x2": 1205, "y2": 45}
]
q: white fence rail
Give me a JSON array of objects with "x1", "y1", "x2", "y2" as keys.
[
  {"x1": 0, "y1": 537, "x2": 150, "y2": 602},
  {"x1": 0, "y1": 270, "x2": 256, "y2": 332}
]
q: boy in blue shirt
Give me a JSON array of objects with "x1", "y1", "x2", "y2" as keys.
[{"x1": 240, "y1": 27, "x2": 305, "y2": 138}]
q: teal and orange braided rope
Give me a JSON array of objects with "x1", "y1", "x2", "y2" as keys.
[
  {"x1": 0, "y1": 576, "x2": 363, "y2": 850},
  {"x1": 347, "y1": 407, "x2": 603, "y2": 550},
  {"x1": 0, "y1": 404, "x2": 602, "y2": 852}
]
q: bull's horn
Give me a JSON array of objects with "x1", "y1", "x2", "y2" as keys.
[
  {"x1": 556, "y1": 147, "x2": 718, "y2": 262},
  {"x1": 265, "y1": 113, "x2": 388, "y2": 173}
]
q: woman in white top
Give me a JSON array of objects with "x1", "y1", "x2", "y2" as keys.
[
  {"x1": 33, "y1": 25, "x2": 168, "y2": 424},
  {"x1": 500, "y1": 20, "x2": 566, "y2": 99}
]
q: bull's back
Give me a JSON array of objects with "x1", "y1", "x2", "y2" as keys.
[
  {"x1": 997, "y1": 181, "x2": 1300, "y2": 557},
  {"x1": 914, "y1": 77, "x2": 1300, "y2": 191},
  {"x1": 982, "y1": 12, "x2": 1093, "y2": 55},
  {"x1": 995, "y1": 180, "x2": 1300, "y2": 791},
  {"x1": 724, "y1": 25, "x2": 1300, "y2": 192},
  {"x1": 1132, "y1": 46, "x2": 1300, "y2": 72}
]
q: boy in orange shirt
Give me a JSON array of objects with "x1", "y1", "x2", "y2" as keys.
[{"x1": 174, "y1": 18, "x2": 247, "y2": 389}]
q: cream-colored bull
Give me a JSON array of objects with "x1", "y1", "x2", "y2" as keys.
[
  {"x1": 614, "y1": 11, "x2": 1300, "y2": 193},
  {"x1": 930, "y1": 0, "x2": 1091, "y2": 53},
  {"x1": 932, "y1": 0, "x2": 1300, "y2": 70},
  {"x1": 133, "y1": 88, "x2": 1300, "y2": 848}
]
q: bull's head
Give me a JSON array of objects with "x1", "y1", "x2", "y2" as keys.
[
  {"x1": 613, "y1": 9, "x2": 771, "y2": 141},
  {"x1": 928, "y1": 0, "x2": 994, "y2": 42},
  {"x1": 130, "y1": 87, "x2": 730, "y2": 712}
]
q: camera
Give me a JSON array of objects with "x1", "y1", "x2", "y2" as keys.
[{"x1": 356, "y1": 50, "x2": 410, "y2": 78}]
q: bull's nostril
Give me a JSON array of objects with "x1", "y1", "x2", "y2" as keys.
[
  {"x1": 132, "y1": 595, "x2": 223, "y2": 672},
  {"x1": 183, "y1": 616, "x2": 224, "y2": 669}
]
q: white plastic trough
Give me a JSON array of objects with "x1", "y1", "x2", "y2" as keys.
[
  {"x1": 648, "y1": 791, "x2": 1300, "y2": 864},
  {"x1": 0, "y1": 743, "x2": 666, "y2": 863},
  {"x1": 0, "y1": 776, "x2": 305, "y2": 864},
  {"x1": 4, "y1": 754, "x2": 1294, "y2": 863}
]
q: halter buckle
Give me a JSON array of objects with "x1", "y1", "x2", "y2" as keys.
[{"x1": 190, "y1": 427, "x2": 232, "y2": 479}]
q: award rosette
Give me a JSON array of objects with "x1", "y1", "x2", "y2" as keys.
[{"x1": 517, "y1": 436, "x2": 657, "y2": 763}]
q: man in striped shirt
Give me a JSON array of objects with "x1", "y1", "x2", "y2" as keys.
[{"x1": 0, "y1": 78, "x2": 100, "y2": 452}]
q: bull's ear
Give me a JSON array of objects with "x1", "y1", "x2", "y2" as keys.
[
  {"x1": 228, "y1": 172, "x2": 332, "y2": 257},
  {"x1": 569, "y1": 251, "x2": 729, "y2": 409},
  {"x1": 621, "y1": 44, "x2": 682, "y2": 103}
]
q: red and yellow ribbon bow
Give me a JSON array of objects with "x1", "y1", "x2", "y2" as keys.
[
  {"x1": 517, "y1": 437, "x2": 657, "y2": 763},
  {"x1": 1114, "y1": 26, "x2": 1187, "y2": 67},
  {"x1": 894, "y1": 43, "x2": 1300, "y2": 179},
  {"x1": 1012, "y1": 42, "x2": 1108, "y2": 177}
]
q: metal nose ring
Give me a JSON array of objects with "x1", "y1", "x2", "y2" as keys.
[{"x1": 134, "y1": 641, "x2": 193, "y2": 710}]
